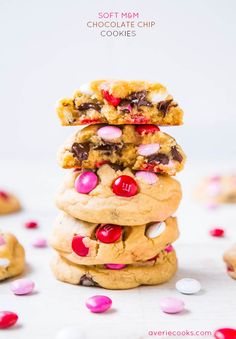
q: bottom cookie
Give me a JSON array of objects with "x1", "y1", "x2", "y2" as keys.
[
  {"x1": 51, "y1": 249, "x2": 177, "y2": 290},
  {"x1": 0, "y1": 232, "x2": 25, "y2": 281},
  {"x1": 223, "y1": 244, "x2": 236, "y2": 280}
]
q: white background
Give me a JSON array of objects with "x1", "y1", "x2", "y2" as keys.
[{"x1": 0, "y1": 1, "x2": 236, "y2": 338}]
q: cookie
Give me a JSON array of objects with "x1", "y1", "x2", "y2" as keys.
[
  {"x1": 55, "y1": 164, "x2": 182, "y2": 225},
  {"x1": 195, "y1": 175, "x2": 236, "y2": 204},
  {"x1": 56, "y1": 80, "x2": 183, "y2": 126},
  {"x1": 0, "y1": 190, "x2": 21, "y2": 215},
  {"x1": 50, "y1": 213, "x2": 179, "y2": 265},
  {"x1": 50, "y1": 249, "x2": 177, "y2": 289},
  {"x1": 0, "y1": 232, "x2": 25, "y2": 281},
  {"x1": 223, "y1": 244, "x2": 236, "y2": 279},
  {"x1": 58, "y1": 124, "x2": 186, "y2": 176}
]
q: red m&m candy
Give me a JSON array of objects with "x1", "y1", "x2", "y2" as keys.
[
  {"x1": 96, "y1": 224, "x2": 122, "y2": 243},
  {"x1": 135, "y1": 125, "x2": 160, "y2": 135},
  {"x1": 0, "y1": 191, "x2": 8, "y2": 199},
  {"x1": 209, "y1": 228, "x2": 224, "y2": 237},
  {"x1": 112, "y1": 175, "x2": 138, "y2": 197},
  {"x1": 0, "y1": 311, "x2": 18, "y2": 329},
  {"x1": 214, "y1": 328, "x2": 236, "y2": 339},
  {"x1": 102, "y1": 90, "x2": 121, "y2": 107},
  {"x1": 71, "y1": 235, "x2": 89, "y2": 257}
]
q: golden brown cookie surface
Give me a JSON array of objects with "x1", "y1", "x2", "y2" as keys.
[
  {"x1": 50, "y1": 213, "x2": 179, "y2": 265},
  {"x1": 55, "y1": 164, "x2": 182, "y2": 225},
  {"x1": 51, "y1": 249, "x2": 177, "y2": 290},
  {"x1": 0, "y1": 190, "x2": 21, "y2": 215},
  {"x1": 0, "y1": 232, "x2": 25, "y2": 281},
  {"x1": 223, "y1": 244, "x2": 236, "y2": 279}
]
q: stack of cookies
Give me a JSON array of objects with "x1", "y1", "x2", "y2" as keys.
[{"x1": 50, "y1": 80, "x2": 185, "y2": 289}]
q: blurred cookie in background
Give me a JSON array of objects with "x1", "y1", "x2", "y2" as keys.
[
  {"x1": 0, "y1": 231, "x2": 25, "y2": 281},
  {"x1": 0, "y1": 190, "x2": 21, "y2": 215},
  {"x1": 223, "y1": 244, "x2": 236, "y2": 280},
  {"x1": 195, "y1": 175, "x2": 236, "y2": 205}
]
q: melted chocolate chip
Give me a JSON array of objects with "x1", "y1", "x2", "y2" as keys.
[
  {"x1": 128, "y1": 91, "x2": 153, "y2": 108},
  {"x1": 93, "y1": 143, "x2": 123, "y2": 156},
  {"x1": 71, "y1": 142, "x2": 90, "y2": 161},
  {"x1": 157, "y1": 100, "x2": 177, "y2": 117},
  {"x1": 76, "y1": 102, "x2": 101, "y2": 112},
  {"x1": 171, "y1": 146, "x2": 183, "y2": 162},
  {"x1": 148, "y1": 153, "x2": 169, "y2": 165},
  {"x1": 109, "y1": 163, "x2": 125, "y2": 171},
  {"x1": 79, "y1": 274, "x2": 99, "y2": 287}
]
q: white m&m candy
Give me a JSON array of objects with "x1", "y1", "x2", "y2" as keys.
[
  {"x1": 146, "y1": 222, "x2": 166, "y2": 238},
  {"x1": 176, "y1": 278, "x2": 201, "y2": 295}
]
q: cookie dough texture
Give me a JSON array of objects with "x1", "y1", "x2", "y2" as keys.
[
  {"x1": 55, "y1": 165, "x2": 182, "y2": 225},
  {"x1": 51, "y1": 249, "x2": 177, "y2": 289},
  {"x1": 57, "y1": 80, "x2": 183, "y2": 126},
  {"x1": 0, "y1": 191, "x2": 21, "y2": 215},
  {"x1": 195, "y1": 175, "x2": 236, "y2": 204},
  {"x1": 58, "y1": 124, "x2": 186, "y2": 175},
  {"x1": 223, "y1": 244, "x2": 236, "y2": 280},
  {"x1": 0, "y1": 232, "x2": 25, "y2": 281},
  {"x1": 50, "y1": 213, "x2": 179, "y2": 265}
]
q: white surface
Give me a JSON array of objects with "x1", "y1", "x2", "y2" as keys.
[{"x1": 0, "y1": 161, "x2": 236, "y2": 339}]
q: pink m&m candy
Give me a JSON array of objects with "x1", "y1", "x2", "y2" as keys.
[
  {"x1": 138, "y1": 143, "x2": 160, "y2": 156},
  {"x1": 0, "y1": 235, "x2": 6, "y2": 246},
  {"x1": 165, "y1": 244, "x2": 174, "y2": 253},
  {"x1": 104, "y1": 264, "x2": 127, "y2": 270},
  {"x1": 160, "y1": 297, "x2": 185, "y2": 314},
  {"x1": 85, "y1": 295, "x2": 112, "y2": 313},
  {"x1": 97, "y1": 126, "x2": 122, "y2": 141},
  {"x1": 72, "y1": 235, "x2": 89, "y2": 257},
  {"x1": 0, "y1": 311, "x2": 18, "y2": 329},
  {"x1": 135, "y1": 171, "x2": 158, "y2": 185},
  {"x1": 75, "y1": 171, "x2": 98, "y2": 194},
  {"x1": 214, "y1": 328, "x2": 236, "y2": 339},
  {"x1": 11, "y1": 278, "x2": 35, "y2": 295},
  {"x1": 32, "y1": 237, "x2": 47, "y2": 248}
]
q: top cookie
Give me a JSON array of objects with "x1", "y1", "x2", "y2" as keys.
[{"x1": 56, "y1": 80, "x2": 183, "y2": 126}]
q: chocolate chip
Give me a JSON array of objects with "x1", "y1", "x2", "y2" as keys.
[
  {"x1": 148, "y1": 153, "x2": 169, "y2": 165},
  {"x1": 79, "y1": 274, "x2": 99, "y2": 287},
  {"x1": 93, "y1": 142, "x2": 123, "y2": 156},
  {"x1": 128, "y1": 91, "x2": 153, "y2": 108},
  {"x1": 71, "y1": 142, "x2": 90, "y2": 161},
  {"x1": 171, "y1": 146, "x2": 183, "y2": 162},
  {"x1": 157, "y1": 100, "x2": 177, "y2": 117},
  {"x1": 76, "y1": 102, "x2": 101, "y2": 112},
  {"x1": 109, "y1": 163, "x2": 125, "y2": 171}
]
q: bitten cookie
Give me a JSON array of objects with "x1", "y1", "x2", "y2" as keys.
[
  {"x1": 223, "y1": 244, "x2": 236, "y2": 279},
  {"x1": 51, "y1": 248, "x2": 177, "y2": 290},
  {"x1": 0, "y1": 190, "x2": 21, "y2": 215},
  {"x1": 50, "y1": 213, "x2": 179, "y2": 265},
  {"x1": 58, "y1": 124, "x2": 185, "y2": 175},
  {"x1": 55, "y1": 164, "x2": 182, "y2": 225},
  {"x1": 56, "y1": 80, "x2": 183, "y2": 126},
  {"x1": 195, "y1": 175, "x2": 236, "y2": 204},
  {"x1": 0, "y1": 232, "x2": 25, "y2": 281}
]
